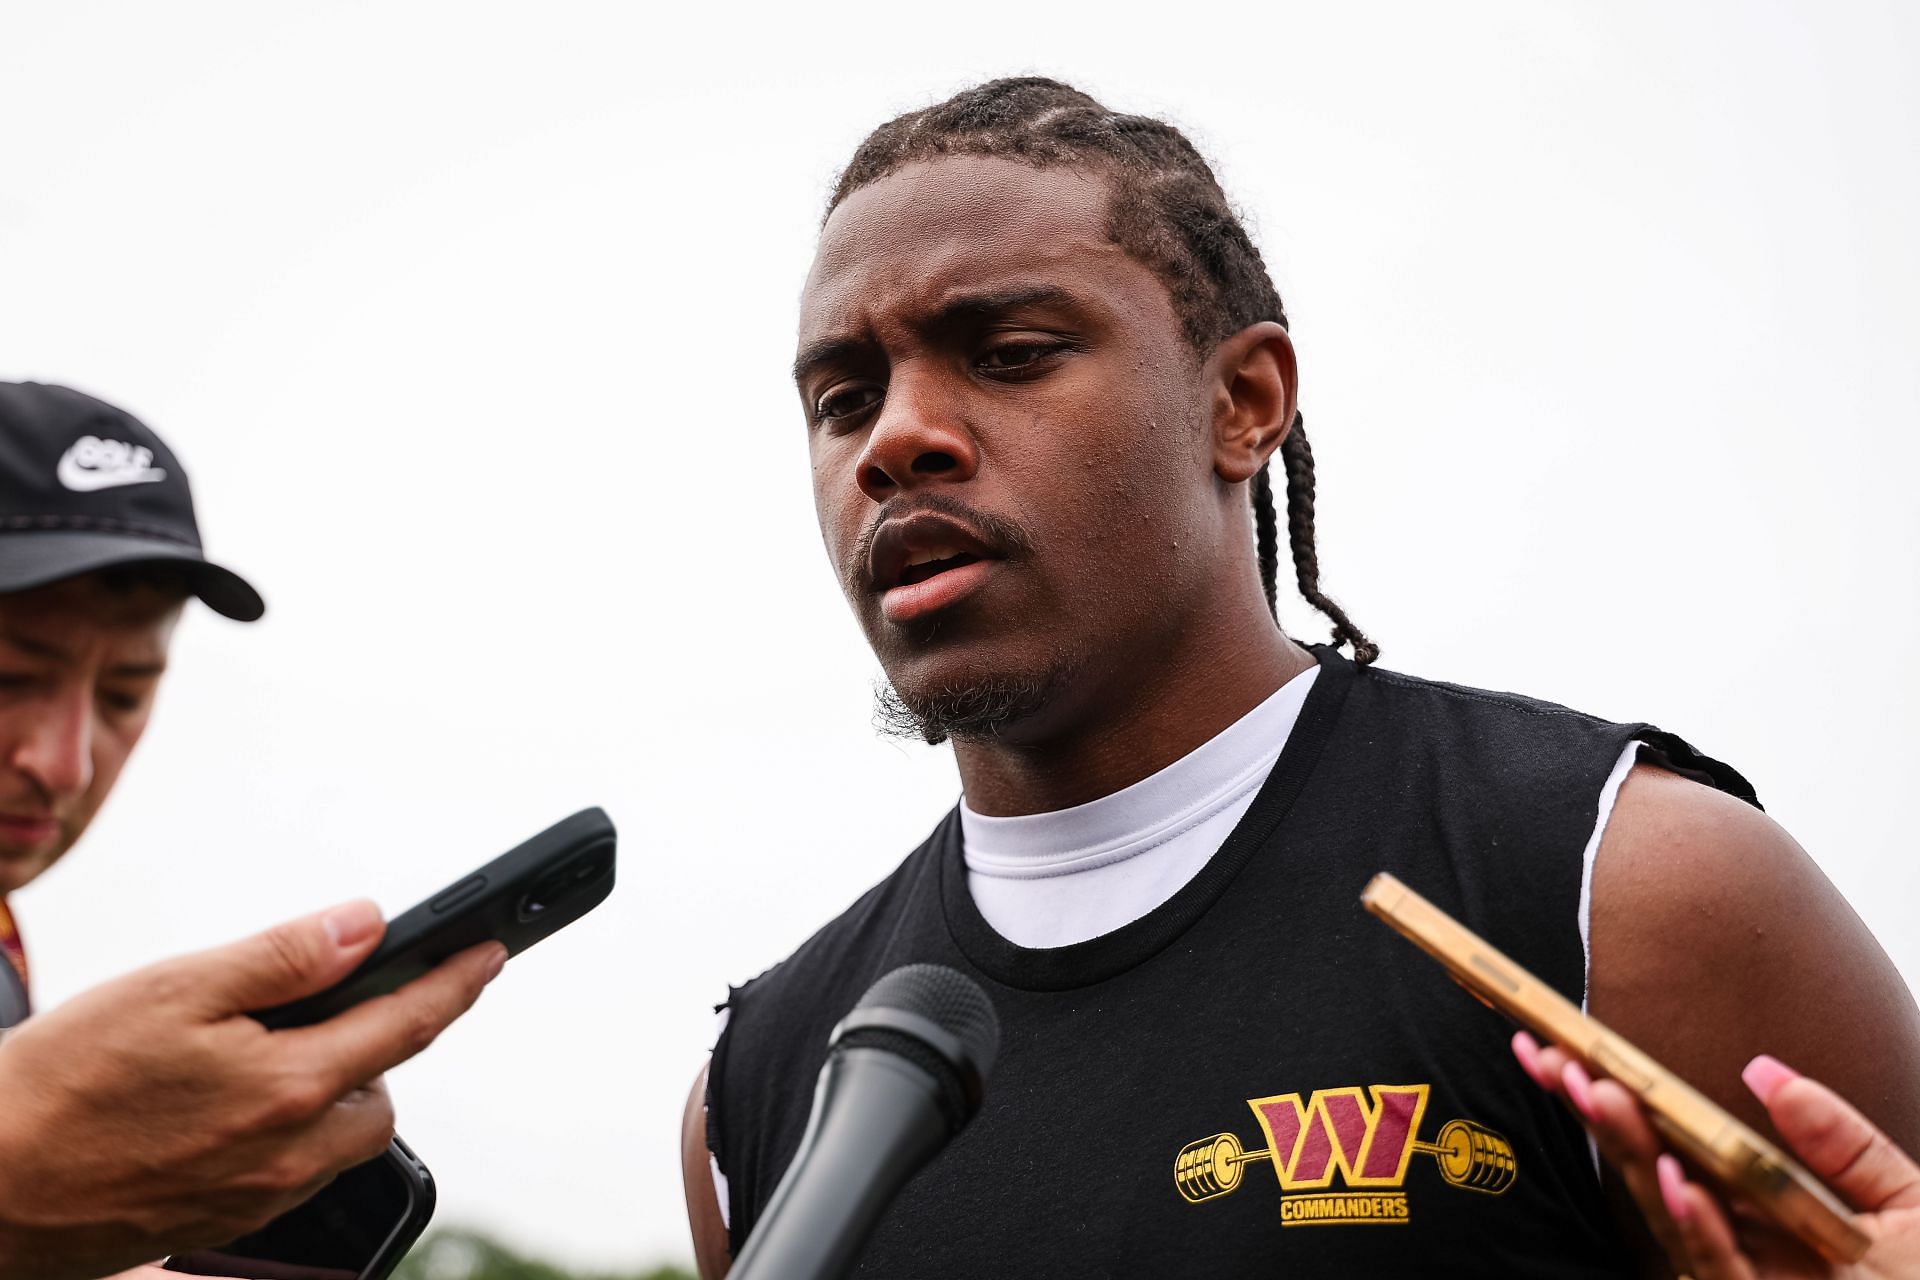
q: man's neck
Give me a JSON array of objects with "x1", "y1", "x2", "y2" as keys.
[{"x1": 953, "y1": 619, "x2": 1317, "y2": 817}]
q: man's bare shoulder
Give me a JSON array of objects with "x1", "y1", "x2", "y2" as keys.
[{"x1": 1589, "y1": 763, "x2": 1920, "y2": 1150}]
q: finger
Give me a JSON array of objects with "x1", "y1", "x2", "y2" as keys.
[
  {"x1": 1512, "y1": 1031, "x2": 1557, "y2": 1091},
  {"x1": 1581, "y1": 1075, "x2": 1666, "y2": 1168},
  {"x1": 1528, "y1": 1046, "x2": 1664, "y2": 1170},
  {"x1": 288, "y1": 942, "x2": 506, "y2": 1094},
  {"x1": 1532, "y1": 1042, "x2": 1579, "y2": 1098},
  {"x1": 1514, "y1": 1037, "x2": 1701, "y2": 1268},
  {"x1": 1659, "y1": 1154, "x2": 1758, "y2": 1280},
  {"x1": 165, "y1": 1084, "x2": 397, "y2": 1251},
  {"x1": 231, "y1": 1077, "x2": 399, "y2": 1232},
  {"x1": 1562, "y1": 1064, "x2": 1702, "y2": 1271},
  {"x1": 1749, "y1": 1056, "x2": 1920, "y2": 1212},
  {"x1": 170, "y1": 901, "x2": 388, "y2": 1017},
  {"x1": 301, "y1": 1077, "x2": 401, "y2": 1176}
]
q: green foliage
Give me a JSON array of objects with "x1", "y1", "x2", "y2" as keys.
[{"x1": 392, "y1": 1227, "x2": 694, "y2": 1280}]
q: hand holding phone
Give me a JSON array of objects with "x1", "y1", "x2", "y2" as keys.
[
  {"x1": 1361, "y1": 871, "x2": 1870, "y2": 1263},
  {"x1": 0, "y1": 904, "x2": 496, "y2": 1280},
  {"x1": 1515, "y1": 1034, "x2": 1920, "y2": 1279},
  {"x1": 166, "y1": 807, "x2": 617, "y2": 1280}
]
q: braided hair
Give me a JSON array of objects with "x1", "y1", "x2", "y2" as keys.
[{"x1": 828, "y1": 77, "x2": 1378, "y2": 664}]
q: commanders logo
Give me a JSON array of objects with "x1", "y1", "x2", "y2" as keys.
[{"x1": 1174, "y1": 1083, "x2": 1515, "y2": 1226}]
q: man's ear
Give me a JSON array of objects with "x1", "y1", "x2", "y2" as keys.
[{"x1": 1208, "y1": 321, "x2": 1298, "y2": 484}]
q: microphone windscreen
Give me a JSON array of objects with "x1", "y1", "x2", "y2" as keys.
[
  {"x1": 830, "y1": 964, "x2": 1002, "y2": 1130},
  {"x1": 856, "y1": 963, "x2": 1001, "y2": 1071}
]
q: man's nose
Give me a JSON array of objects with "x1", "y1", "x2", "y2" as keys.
[
  {"x1": 854, "y1": 366, "x2": 980, "y2": 503},
  {"x1": 11, "y1": 687, "x2": 94, "y2": 800}
]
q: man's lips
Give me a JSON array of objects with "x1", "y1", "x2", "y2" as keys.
[
  {"x1": 879, "y1": 559, "x2": 996, "y2": 624},
  {"x1": 0, "y1": 813, "x2": 60, "y2": 851},
  {"x1": 865, "y1": 511, "x2": 1006, "y2": 625}
]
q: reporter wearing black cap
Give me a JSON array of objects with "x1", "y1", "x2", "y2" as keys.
[
  {"x1": 0, "y1": 380, "x2": 265, "y2": 1017},
  {"x1": 0, "y1": 381, "x2": 503, "y2": 1280}
]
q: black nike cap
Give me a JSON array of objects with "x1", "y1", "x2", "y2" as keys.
[{"x1": 0, "y1": 382, "x2": 264, "y2": 621}]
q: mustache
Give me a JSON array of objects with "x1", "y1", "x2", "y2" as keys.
[
  {"x1": 847, "y1": 492, "x2": 1036, "y2": 588},
  {"x1": 0, "y1": 778, "x2": 59, "y2": 820}
]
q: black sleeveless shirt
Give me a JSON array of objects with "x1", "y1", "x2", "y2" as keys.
[{"x1": 709, "y1": 650, "x2": 1757, "y2": 1277}]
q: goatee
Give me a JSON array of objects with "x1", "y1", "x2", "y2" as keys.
[{"x1": 872, "y1": 668, "x2": 1067, "y2": 746}]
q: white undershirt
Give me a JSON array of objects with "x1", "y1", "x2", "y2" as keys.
[
  {"x1": 961, "y1": 666, "x2": 1320, "y2": 947},
  {"x1": 963, "y1": 664, "x2": 1639, "y2": 965},
  {"x1": 708, "y1": 664, "x2": 1645, "y2": 1221}
]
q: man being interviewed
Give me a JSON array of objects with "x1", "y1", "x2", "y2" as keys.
[{"x1": 681, "y1": 80, "x2": 1920, "y2": 1277}]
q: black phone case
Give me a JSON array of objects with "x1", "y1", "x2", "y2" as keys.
[
  {"x1": 369, "y1": 1135, "x2": 436, "y2": 1280},
  {"x1": 164, "y1": 1136, "x2": 434, "y2": 1280},
  {"x1": 254, "y1": 807, "x2": 616, "y2": 1030}
]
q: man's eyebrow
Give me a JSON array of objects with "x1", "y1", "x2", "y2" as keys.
[
  {"x1": 0, "y1": 629, "x2": 70, "y2": 662},
  {"x1": 792, "y1": 337, "x2": 871, "y2": 387},
  {"x1": 922, "y1": 284, "x2": 1080, "y2": 333},
  {"x1": 791, "y1": 284, "x2": 1084, "y2": 386},
  {"x1": 0, "y1": 630, "x2": 166, "y2": 677}
]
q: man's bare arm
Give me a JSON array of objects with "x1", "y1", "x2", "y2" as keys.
[
  {"x1": 682, "y1": 1062, "x2": 731, "y2": 1280},
  {"x1": 1590, "y1": 764, "x2": 1920, "y2": 1160}
]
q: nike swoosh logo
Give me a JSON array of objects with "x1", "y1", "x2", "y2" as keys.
[{"x1": 56, "y1": 446, "x2": 167, "y2": 492}]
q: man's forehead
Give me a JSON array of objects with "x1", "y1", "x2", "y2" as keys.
[
  {"x1": 799, "y1": 156, "x2": 1127, "y2": 337},
  {"x1": 0, "y1": 579, "x2": 183, "y2": 650}
]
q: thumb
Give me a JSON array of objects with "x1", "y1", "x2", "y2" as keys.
[
  {"x1": 169, "y1": 900, "x2": 387, "y2": 1018},
  {"x1": 1746, "y1": 1055, "x2": 1920, "y2": 1214}
]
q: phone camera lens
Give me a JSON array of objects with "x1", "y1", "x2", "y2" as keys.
[{"x1": 515, "y1": 852, "x2": 607, "y2": 924}]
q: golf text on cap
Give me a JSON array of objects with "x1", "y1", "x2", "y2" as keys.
[{"x1": 56, "y1": 436, "x2": 168, "y2": 493}]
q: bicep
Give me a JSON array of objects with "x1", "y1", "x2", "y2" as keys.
[
  {"x1": 1588, "y1": 764, "x2": 1920, "y2": 1153},
  {"x1": 681, "y1": 1061, "x2": 731, "y2": 1280}
]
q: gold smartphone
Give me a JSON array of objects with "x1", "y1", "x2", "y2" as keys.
[{"x1": 1360, "y1": 871, "x2": 1869, "y2": 1263}]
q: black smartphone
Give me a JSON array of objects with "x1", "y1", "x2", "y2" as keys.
[
  {"x1": 254, "y1": 805, "x2": 617, "y2": 1029},
  {"x1": 165, "y1": 1136, "x2": 434, "y2": 1280}
]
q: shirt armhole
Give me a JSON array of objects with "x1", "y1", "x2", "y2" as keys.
[
  {"x1": 1579, "y1": 740, "x2": 1645, "y2": 1014},
  {"x1": 1576, "y1": 738, "x2": 1645, "y2": 1179},
  {"x1": 709, "y1": 1006, "x2": 732, "y2": 1230}
]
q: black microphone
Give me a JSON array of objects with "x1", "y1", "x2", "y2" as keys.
[{"x1": 730, "y1": 963, "x2": 1001, "y2": 1280}]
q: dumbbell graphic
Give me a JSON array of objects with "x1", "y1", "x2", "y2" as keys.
[{"x1": 1174, "y1": 1119, "x2": 1517, "y2": 1204}]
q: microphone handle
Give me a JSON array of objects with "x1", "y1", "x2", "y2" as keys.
[{"x1": 731, "y1": 1048, "x2": 951, "y2": 1280}]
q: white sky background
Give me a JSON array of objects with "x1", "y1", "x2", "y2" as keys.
[{"x1": 3, "y1": 1, "x2": 1916, "y2": 1267}]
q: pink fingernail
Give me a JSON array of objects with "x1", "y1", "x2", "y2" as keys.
[
  {"x1": 1741, "y1": 1054, "x2": 1799, "y2": 1105},
  {"x1": 324, "y1": 900, "x2": 382, "y2": 949},
  {"x1": 1512, "y1": 1031, "x2": 1543, "y2": 1079},
  {"x1": 1562, "y1": 1060, "x2": 1598, "y2": 1122},
  {"x1": 1657, "y1": 1154, "x2": 1692, "y2": 1223}
]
